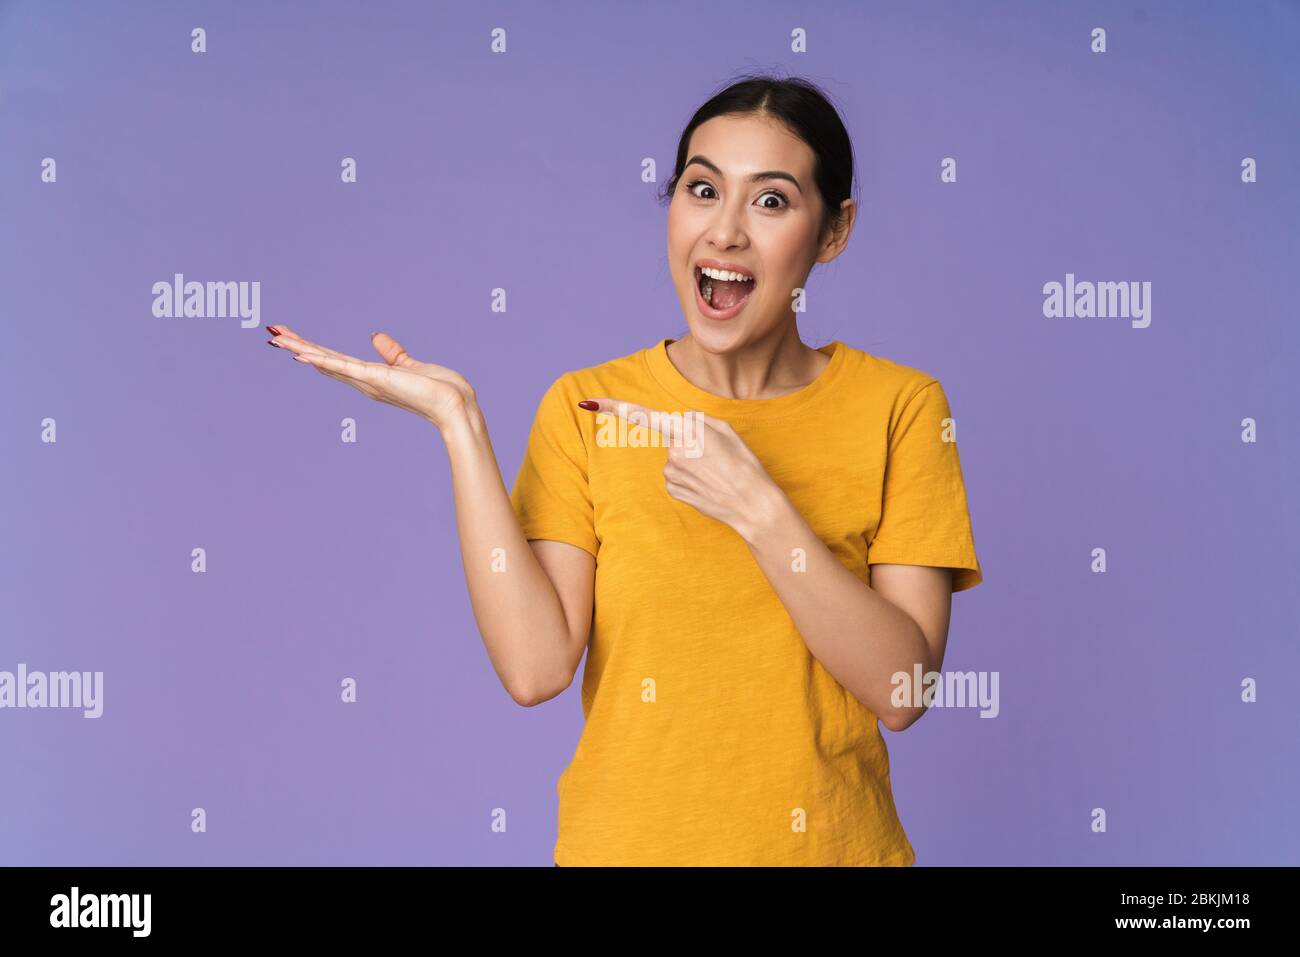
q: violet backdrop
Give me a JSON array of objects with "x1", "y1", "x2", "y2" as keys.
[{"x1": 1, "y1": 0, "x2": 1297, "y2": 865}]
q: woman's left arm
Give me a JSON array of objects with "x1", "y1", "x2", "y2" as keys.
[
  {"x1": 577, "y1": 397, "x2": 954, "y2": 732},
  {"x1": 740, "y1": 484, "x2": 953, "y2": 733}
]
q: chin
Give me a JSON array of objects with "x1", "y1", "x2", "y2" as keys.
[{"x1": 683, "y1": 319, "x2": 747, "y2": 353}]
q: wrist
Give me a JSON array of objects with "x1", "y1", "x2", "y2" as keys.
[
  {"x1": 438, "y1": 398, "x2": 487, "y2": 448},
  {"x1": 736, "y1": 478, "x2": 793, "y2": 548}
]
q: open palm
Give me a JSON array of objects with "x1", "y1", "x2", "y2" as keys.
[{"x1": 268, "y1": 325, "x2": 474, "y2": 429}]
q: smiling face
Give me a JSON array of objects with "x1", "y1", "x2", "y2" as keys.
[{"x1": 667, "y1": 112, "x2": 853, "y2": 351}]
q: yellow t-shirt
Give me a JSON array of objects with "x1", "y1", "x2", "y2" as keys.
[{"x1": 510, "y1": 337, "x2": 982, "y2": 866}]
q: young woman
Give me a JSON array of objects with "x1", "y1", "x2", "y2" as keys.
[{"x1": 267, "y1": 73, "x2": 982, "y2": 867}]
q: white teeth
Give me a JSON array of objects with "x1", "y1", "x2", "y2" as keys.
[{"x1": 698, "y1": 265, "x2": 754, "y2": 283}]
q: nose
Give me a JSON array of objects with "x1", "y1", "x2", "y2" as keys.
[{"x1": 705, "y1": 198, "x2": 749, "y2": 251}]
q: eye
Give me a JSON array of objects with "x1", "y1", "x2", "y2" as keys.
[
  {"x1": 683, "y1": 180, "x2": 789, "y2": 210},
  {"x1": 683, "y1": 179, "x2": 717, "y2": 200}
]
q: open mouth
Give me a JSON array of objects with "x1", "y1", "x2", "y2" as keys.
[{"x1": 694, "y1": 265, "x2": 755, "y2": 315}]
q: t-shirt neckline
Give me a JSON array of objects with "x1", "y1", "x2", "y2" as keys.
[{"x1": 643, "y1": 336, "x2": 847, "y2": 422}]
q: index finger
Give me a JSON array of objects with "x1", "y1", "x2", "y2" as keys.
[
  {"x1": 579, "y1": 397, "x2": 705, "y2": 448},
  {"x1": 293, "y1": 349, "x2": 386, "y2": 385},
  {"x1": 268, "y1": 325, "x2": 351, "y2": 362}
]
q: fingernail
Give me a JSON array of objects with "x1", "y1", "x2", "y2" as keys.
[
  {"x1": 266, "y1": 339, "x2": 277, "y2": 347},
  {"x1": 577, "y1": 400, "x2": 599, "y2": 411},
  {"x1": 268, "y1": 326, "x2": 282, "y2": 337},
  {"x1": 370, "y1": 331, "x2": 379, "y2": 339}
]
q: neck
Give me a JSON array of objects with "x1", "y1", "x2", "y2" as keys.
[{"x1": 666, "y1": 326, "x2": 828, "y2": 400}]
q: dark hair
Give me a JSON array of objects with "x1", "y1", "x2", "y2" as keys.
[{"x1": 658, "y1": 71, "x2": 857, "y2": 244}]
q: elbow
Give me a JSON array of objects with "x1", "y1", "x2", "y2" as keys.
[
  {"x1": 509, "y1": 682, "x2": 549, "y2": 708},
  {"x1": 508, "y1": 670, "x2": 572, "y2": 708},
  {"x1": 505, "y1": 629, "x2": 582, "y2": 707},
  {"x1": 879, "y1": 713, "x2": 905, "y2": 733},
  {"x1": 508, "y1": 685, "x2": 538, "y2": 708},
  {"x1": 881, "y1": 707, "x2": 925, "y2": 734}
]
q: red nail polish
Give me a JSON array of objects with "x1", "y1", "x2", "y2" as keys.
[
  {"x1": 268, "y1": 327, "x2": 282, "y2": 337},
  {"x1": 577, "y1": 400, "x2": 599, "y2": 411}
]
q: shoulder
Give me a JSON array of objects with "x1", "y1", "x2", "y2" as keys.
[
  {"x1": 835, "y1": 342, "x2": 944, "y2": 414},
  {"x1": 523, "y1": 343, "x2": 658, "y2": 433},
  {"x1": 536, "y1": 342, "x2": 659, "y2": 402}
]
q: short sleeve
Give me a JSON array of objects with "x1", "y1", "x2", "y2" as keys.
[
  {"x1": 867, "y1": 379, "x2": 982, "y2": 592},
  {"x1": 509, "y1": 375, "x2": 600, "y2": 558}
]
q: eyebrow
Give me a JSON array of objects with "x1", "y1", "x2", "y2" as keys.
[{"x1": 683, "y1": 155, "x2": 803, "y2": 192}]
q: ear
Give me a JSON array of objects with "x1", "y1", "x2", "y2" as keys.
[{"x1": 816, "y1": 197, "x2": 857, "y2": 264}]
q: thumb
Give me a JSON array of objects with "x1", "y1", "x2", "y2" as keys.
[{"x1": 371, "y1": 331, "x2": 416, "y2": 367}]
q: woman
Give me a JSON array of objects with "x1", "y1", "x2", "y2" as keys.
[{"x1": 267, "y1": 73, "x2": 982, "y2": 866}]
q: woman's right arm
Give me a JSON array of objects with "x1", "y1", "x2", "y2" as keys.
[
  {"x1": 267, "y1": 325, "x2": 593, "y2": 708},
  {"x1": 441, "y1": 400, "x2": 595, "y2": 707}
]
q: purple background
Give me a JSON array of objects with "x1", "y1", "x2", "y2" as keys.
[{"x1": 2, "y1": 0, "x2": 1297, "y2": 866}]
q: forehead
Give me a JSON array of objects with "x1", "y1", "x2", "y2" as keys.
[{"x1": 685, "y1": 114, "x2": 814, "y2": 180}]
